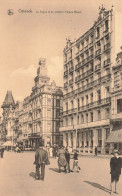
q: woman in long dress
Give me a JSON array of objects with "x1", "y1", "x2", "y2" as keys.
[{"x1": 110, "y1": 149, "x2": 122, "y2": 195}]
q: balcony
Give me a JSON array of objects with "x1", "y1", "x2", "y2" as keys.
[
  {"x1": 103, "y1": 28, "x2": 109, "y2": 35},
  {"x1": 78, "y1": 97, "x2": 111, "y2": 112},
  {"x1": 69, "y1": 79, "x2": 73, "y2": 85},
  {"x1": 75, "y1": 62, "x2": 82, "y2": 70},
  {"x1": 104, "y1": 59, "x2": 110, "y2": 67},
  {"x1": 104, "y1": 42, "x2": 110, "y2": 51},
  {"x1": 69, "y1": 66, "x2": 74, "y2": 74},
  {"x1": 64, "y1": 70, "x2": 68, "y2": 77},
  {"x1": 95, "y1": 49, "x2": 101, "y2": 57},
  {"x1": 95, "y1": 63, "x2": 101, "y2": 71},
  {"x1": 64, "y1": 82, "x2": 68, "y2": 88},
  {"x1": 62, "y1": 108, "x2": 77, "y2": 116},
  {"x1": 95, "y1": 35, "x2": 100, "y2": 40},
  {"x1": 75, "y1": 68, "x2": 93, "y2": 83}
]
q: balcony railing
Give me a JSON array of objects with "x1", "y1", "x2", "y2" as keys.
[
  {"x1": 64, "y1": 82, "x2": 68, "y2": 88},
  {"x1": 64, "y1": 74, "x2": 111, "y2": 99},
  {"x1": 104, "y1": 42, "x2": 110, "y2": 51},
  {"x1": 64, "y1": 70, "x2": 68, "y2": 77},
  {"x1": 75, "y1": 68, "x2": 93, "y2": 83},
  {"x1": 95, "y1": 63, "x2": 101, "y2": 71},
  {"x1": 103, "y1": 28, "x2": 109, "y2": 34},
  {"x1": 104, "y1": 59, "x2": 110, "y2": 67},
  {"x1": 95, "y1": 49, "x2": 101, "y2": 56},
  {"x1": 75, "y1": 62, "x2": 83, "y2": 70},
  {"x1": 61, "y1": 97, "x2": 111, "y2": 115},
  {"x1": 69, "y1": 66, "x2": 74, "y2": 73},
  {"x1": 69, "y1": 79, "x2": 73, "y2": 85}
]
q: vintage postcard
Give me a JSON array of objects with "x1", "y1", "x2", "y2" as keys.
[{"x1": 0, "y1": 0, "x2": 122, "y2": 196}]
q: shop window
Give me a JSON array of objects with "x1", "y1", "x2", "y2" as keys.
[
  {"x1": 106, "y1": 128, "x2": 110, "y2": 139},
  {"x1": 98, "y1": 129, "x2": 102, "y2": 147},
  {"x1": 56, "y1": 99, "x2": 60, "y2": 107},
  {"x1": 77, "y1": 132, "x2": 79, "y2": 147},
  {"x1": 117, "y1": 99, "x2": 122, "y2": 113}
]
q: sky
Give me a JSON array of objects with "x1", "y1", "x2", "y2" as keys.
[{"x1": 0, "y1": 0, "x2": 122, "y2": 115}]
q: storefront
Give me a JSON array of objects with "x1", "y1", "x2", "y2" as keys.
[{"x1": 106, "y1": 129, "x2": 122, "y2": 154}]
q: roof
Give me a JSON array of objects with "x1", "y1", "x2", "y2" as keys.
[
  {"x1": 106, "y1": 129, "x2": 122, "y2": 143},
  {"x1": 2, "y1": 91, "x2": 15, "y2": 107}
]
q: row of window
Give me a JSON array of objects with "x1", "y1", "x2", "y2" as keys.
[
  {"x1": 65, "y1": 128, "x2": 110, "y2": 147},
  {"x1": 64, "y1": 108, "x2": 110, "y2": 126},
  {"x1": 65, "y1": 88, "x2": 109, "y2": 110}
]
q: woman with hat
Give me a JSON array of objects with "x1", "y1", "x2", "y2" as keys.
[{"x1": 110, "y1": 149, "x2": 122, "y2": 195}]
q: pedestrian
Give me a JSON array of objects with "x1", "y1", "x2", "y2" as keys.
[
  {"x1": 0, "y1": 147, "x2": 4, "y2": 158},
  {"x1": 1, "y1": 147, "x2": 4, "y2": 158},
  {"x1": 65, "y1": 148, "x2": 70, "y2": 173},
  {"x1": 72, "y1": 150, "x2": 80, "y2": 173},
  {"x1": 58, "y1": 146, "x2": 67, "y2": 173},
  {"x1": 53, "y1": 145, "x2": 57, "y2": 159},
  {"x1": 110, "y1": 149, "x2": 122, "y2": 195},
  {"x1": 95, "y1": 146, "x2": 98, "y2": 156},
  {"x1": 34, "y1": 143, "x2": 50, "y2": 181}
]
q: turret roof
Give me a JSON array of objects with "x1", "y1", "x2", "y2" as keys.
[{"x1": 2, "y1": 91, "x2": 15, "y2": 108}]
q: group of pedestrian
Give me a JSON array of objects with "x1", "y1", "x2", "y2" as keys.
[
  {"x1": 57, "y1": 147, "x2": 80, "y2": 173},
  {"x1": 33, "y1": 143, "x2": 121, "y2": 195}
]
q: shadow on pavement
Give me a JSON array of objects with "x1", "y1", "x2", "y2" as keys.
[
  {"x1": 84, "y1": 181, "x2": 110, "y2": 193},
  {"x1": 29, "y1": 172, "x2": 36, "y2": 179},
  {"x1": 49, "y1": 168, "x2": 59, "y2": 173}
]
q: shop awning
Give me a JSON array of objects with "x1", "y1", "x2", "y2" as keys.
[
  {"x1": 2, "y1": 141, "x2": 14, "y2": 146},
  {"x1": 106, "y1": 129, "x2": 122, "y2": 143}
]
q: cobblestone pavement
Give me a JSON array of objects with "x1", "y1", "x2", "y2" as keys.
[{"x1": 0, "y1": 151, "x2": 122, "y2": 196}]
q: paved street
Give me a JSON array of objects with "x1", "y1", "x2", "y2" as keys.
[{"x1": 0, "y1": 151, "x2": 122, "y2": 196}]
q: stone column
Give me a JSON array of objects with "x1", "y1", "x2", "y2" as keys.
[
  {"x1": 63, "y1": 132, "x2": 66, "y2": 147},
  {"x1": 101, "y1": 128, "x2": 106, "y2": 154},
  {"x1": 93, "y1": 129, "x2": 98, "y2": 154},
  {"x1": 73, "y1": 131, "x2": 76, "y2": 149},
  {"x1": 79, "y1": 132, "x2": 82, "y2": 147},
  {"x1": 68, "y1": 132, "x2": 71, "y2": 148}
]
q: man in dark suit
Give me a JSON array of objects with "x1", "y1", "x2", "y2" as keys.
[
  {"x1": 65, "y1": 148, "x2": 70, "y2": 173},
  {"x1": 34, "y1": 143, "x2": 49, "y2": 181}
]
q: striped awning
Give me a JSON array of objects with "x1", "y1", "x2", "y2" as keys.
[{"x1": 106, "y1": 129, "x2": 122, "y2": 143}]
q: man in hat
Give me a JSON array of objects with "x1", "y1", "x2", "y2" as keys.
[
  {"x1": 110, "y1": 149, "x2": 122, "y2": 195},
  {"x1": 34, "y1": 143, "x2": 49, "y2": 181},
  {"x1": 65, "y1": 148, "x2": 70, "y2": 173}
]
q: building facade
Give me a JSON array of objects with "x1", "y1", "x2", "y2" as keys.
[
  {"x1": 60, "y1": 6, "x2": 122, "y2": 154},
  {"x1": 1, "y1": 59, "x2": 63, "y2": 149},
  {"x1": 106, "y1": 51, "x2": 122, "y2": 154}
]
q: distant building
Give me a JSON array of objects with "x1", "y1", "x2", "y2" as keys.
[
  {"x1": 21, "y1": 58, "x2": 63, "y2": 148},
  {"x1": 60, "y1": 5, "x2": 122, "y2": 154},
  {"x1": 1, "y1": 91, "x2": 15, "y2": 143}
]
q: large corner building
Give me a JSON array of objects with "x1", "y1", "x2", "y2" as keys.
[{"x1": 60, "y1": 6, "x2": 122, "y2": 154}]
